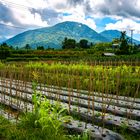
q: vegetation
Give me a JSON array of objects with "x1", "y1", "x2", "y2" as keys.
[
  {"x1": 1, "y1": 114, "x2": 140, "y2": 140},
  {"x1": 0, "y1": 31, "x2": 140, "y2": 140},
  {"x1": 119, "y1": 31, "x2": 129, "y2": 54},
  {"x1": 0, "y1": 43, "x2": 12, "y2": 59},
  {"x1": 0, "y1": 60, "x2": 140, "y2": 140},
  {"x1": 0, "y1": 37, "x2": 140, "y2": 62},
  {"x1": 62, "y1": 38, "x2": 91, "y2": 49},
  {"x1": 0, "y1": 62, "x2": 139, "y2": 97},
  {"x1": 0, "y1": 83, "x2": 91, "y2": 140},
  {"x1": 37, "y1": 46, "x2": 45, "y2": 50}
]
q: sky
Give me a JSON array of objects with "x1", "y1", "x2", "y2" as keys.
[{"x1": 0, "y1": 0, "x2": 140, "y2": 41}]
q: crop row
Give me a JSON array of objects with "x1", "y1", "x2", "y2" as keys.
[
  {"x1": 0, "y1": 62, "x2": 139, "y2": 97},
  {"x1": 0, "y1": 78, "x2": 140, "y2": 134}
]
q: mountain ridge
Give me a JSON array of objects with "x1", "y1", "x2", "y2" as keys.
[
  {"x1": 100, "y1": 30, "x2": 140, "y2": 44},
  {"x1": 5, "y1": 21, "x2": 140, "y2": 49}
]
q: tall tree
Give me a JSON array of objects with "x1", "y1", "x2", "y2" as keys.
[{"x1": 119, "y1": 31, "x2": 129, "y2": 54}]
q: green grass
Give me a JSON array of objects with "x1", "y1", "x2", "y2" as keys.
[
  {"x1": 1, "y1": 114, "x2": 140, "y2": 140},
  {"x1": 0, "y1": 114, "x2": 91, "y2": 140},
  {"x1": 0, "y1": 113, "x2": 68, "y2": 140},
  {"x1": 0, "y1": 91, "x2": 90, "y2": 140}
]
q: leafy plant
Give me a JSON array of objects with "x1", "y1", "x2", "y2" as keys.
[{"x1": 31, "y1": 82, "x2": 73, "y2": 136}]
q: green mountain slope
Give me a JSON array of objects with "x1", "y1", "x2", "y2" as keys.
[
  {"x1": 100, "y1": 30, "x2": 140, "y2": 44},
  {"x1": 6, "y1": 21, "x2": 109, "y2": 49}
]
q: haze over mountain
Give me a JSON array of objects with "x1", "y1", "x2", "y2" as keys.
[
  {"x1": 100, "y1": 30, "x2": 121, "y2": 42},
  {"x1": 100, "y1": 30, "x2": 140, "y2": 45},
  {"x1": 5, "y1": 21, "x2": 140, "y2": 49}
]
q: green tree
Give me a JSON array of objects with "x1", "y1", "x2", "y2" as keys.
[
  {"x1": 62, "y1": 37, "x2": 76, "y2": 49},
  {"x1": 119, "y1": 31, "x2": 129, "y2": 54},
  {"x1": 25, "y1": 44, "x2": 31, "y2": 50},
  {"x1": 79, "y1": 39, "x2": 89, "y2": 49},
  {"x1": 1, "y1": 42, "x2": 9, "y2": 48},
  {"x1": 37, "y1": 46, "x2": 44, "y2": 50},
  {"x1": 0, "y1": 43, "x2": 11, "y2": 59}
]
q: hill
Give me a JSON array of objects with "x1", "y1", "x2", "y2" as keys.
[
  {"x1": 5, "y1": 22, "x2": 140, "y2": 49},
  {"x1": 6, "y1": 21, "x2": 109, "y2": 49},
  {"x1": 100, "y1": 30, "x2": 140, "y2": 44}
]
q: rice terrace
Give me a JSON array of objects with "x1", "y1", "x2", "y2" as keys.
[{"x1": 0, "y1": 0, "x2": 140, "y2": 140}]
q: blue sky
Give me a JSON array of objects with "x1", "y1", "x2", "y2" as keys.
[{"x1": 0, "y1": 0, "x2": 140, "y2": 41}]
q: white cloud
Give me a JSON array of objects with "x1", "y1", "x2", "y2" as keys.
[
  {"x1": 1, "y1": 0, "x2": 48, "y2": 9},
  {"x1": 62, "y1": 14, "x2": 96, "y2": 30},
  {"x1": 59, "y1": 4, "x2": 96, "y2": 30},
  {"x1": 105, "y1": 19, "x2": 140, "y2": 34},
  {"x1": 0, "y1": 20, "x2": 13, "y2": 26},
  {"x1": 0, "y1": 0, "x2": 140, "y2": 41},
  {"x1": 12, "y1": 7, "x2": 48, "y2": 27},
  {"x1": 0, "y1": 0, "x2": 49, "y2": 27}
]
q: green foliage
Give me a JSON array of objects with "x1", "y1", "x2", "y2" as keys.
[
  {"x1": 62, "y1": 38, "x2": 91, "y2": 49},
  {"x1": 37, "y1": 46, "x2": 44, "y2": 50},
  {"x1": 0, "y1": 62, "x2": 138, "y2": 97},
  {"x1": 93, "y1": 42, "x2": 112, "y2": 51},
  {"x1": 69, "y1": 130, "x2": 90, "y2": 140},
  {"x1": 31, "y1": 82, "x2": 73, "y2": 136},
  {"x1": 24, "y1": 44, "x2": 31, "y2": 50},
  {"x1": 0, "y1": 42, "x2": 11, "y2": 59},
  {"x1": 0, "y1": 83, "x2": 73, "y2": 140},
  {"x1": 79, "y1": 39, "x2": 90, "y2": 49},
  {"x1": 119, "y1": 31, "x2": 129, "y2": 54},
  {"x1": 62, "y1": 37, "x2": 77, "y2": 49},
  {"x1": 0, "y1": 115, "x2": 90, "y2": 140}
]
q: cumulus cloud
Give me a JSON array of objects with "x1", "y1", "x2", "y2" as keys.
[
  {"x1": 68, "y1": 0, "x2": 85, "y2": 6},
  {"x1": 0, "y1": 0, "x2": 49, "y2": 27},
  {"x1": 0, "y1": 2, "x2": 19, "y2": 25},
  {"x1": 11, "y1": 7, "x2": 48, "y2": 27},
  {"x1": 105, "y1": 19, "x2": 140, "y2": 33},
  {"x1": 66, "y1": 0, "x2": 140, "y2": 20},
  {"x1": 1, "y1": 0, "x2": 140, "y2": 26},
  {"x1": 0, "y1": 0, "x2": 140, "y2": 39},
  {"x1": 93, "y1": 0, "x2": 140, "y2": 20},
  {"x1": 62, "y1": 14, "x2": 96, "y2": 30},
  {"x1": 30, "y1": 8, "x2": 63, "y2": 25}
]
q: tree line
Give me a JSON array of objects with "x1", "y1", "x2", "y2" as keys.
[
  {"x1": 62, "y1": 37, "x2": 93, "y2": 49},
  {"x1": 62, "y1": 32, "x2": 139, "y2": 54}
]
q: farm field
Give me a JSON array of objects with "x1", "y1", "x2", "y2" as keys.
[
  {"x1": 1, "y1": 0, "x2": 140, "y2": 139},
  {"x1": 0, "y1": 61, "x2": 140, "y2": 140}
]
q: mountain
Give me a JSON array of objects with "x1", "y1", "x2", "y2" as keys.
[
  {"x1": 100, "y1": 30, "x2": 140, "y2": 44},
  {"x1": 6, "y1": 21, "x2": 109, "y2": 49},
  {"x1": 5, "y1": 22, "x2": 140, "y2": 49},
  {"x1": 100, "y1": 30, "x2": 121, "y2": 42}
]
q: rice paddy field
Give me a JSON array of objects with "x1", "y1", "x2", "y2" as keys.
[{"x1": 0, "y1": 61, "x2": 140, "y2": 140}]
